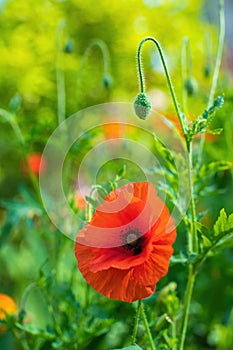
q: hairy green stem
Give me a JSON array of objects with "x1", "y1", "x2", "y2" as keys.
[
  {"x1": 198, "y1": 0, "x2": 225, "y2": 163},
  {"x1": 188, "y1": 144, "x2": 198, "y2": 253},
  {"x1": 132, "y1": 300, "x2": 141, "y2": 344},
  {"x1": 178, "y1": 265, "x2": 196, "y2": 350},
  {"x1": 140, "y1": 301, "x2": 156, "y2": 350},
  {"x1": 137, "y1": 37, "x2": 186, "y2": 138}
]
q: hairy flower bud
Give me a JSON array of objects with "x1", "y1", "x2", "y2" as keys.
[
  {"x1": 184, "y1": 77, "x2": 198, "y2": 96},
  {"x1": 134, "y1": 92, "x2": 152, "y2": 120}
]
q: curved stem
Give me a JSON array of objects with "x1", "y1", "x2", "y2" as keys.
[
  {"x1": 19, "y1": 282, "x2": 38, "y2": 311},
  {"x1": 76, "y1": 39, "x2": 111, "y2": 105},
  {"x1": 207, "y1": 0, "x2": 225, "y2": 109},
  {"x1": 90, "y1": 184, "x2": 108, "y2": 199},
  {"x1": 137, "y1": 37, "x2": 186, "y2": 138},
  {"x1": 140, "y1": 301, "x2": 156, "y2": 350},
  {"x1": 178, "y1": 265, "x2": 196, "y2": 350},
  {"x1": 132, "y1": 300, "x2": 141, "y2": 344},
  {"x1": 198, "y1": 0, "x2": 225, "y2": 163}
]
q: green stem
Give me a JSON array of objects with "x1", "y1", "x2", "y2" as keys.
[
  {"x1": 187, "y1": 144, "x2": 198, "y2": 254},
  {"x1": 171, "y1": 320, "x2": 177, "y2": 350},
  {"x1": 0, "y1": 109, "x2": 43, "y2": 206},
  {"x1": 181, "y1": 37, "x2": 191, "y2": 115},
  {"x1": 140, "y1": 301, "x2": 156, "y2": 350},
  {"x1": 198, "y1": 0, "x2": 225, "y2": 163},
  {"x1": 56, "y1": 20, "x2": 66, "y2": 125},
  {"x1": 137, "y1": 37, "x2": 186, "y2": 138},
  {"x1": 19, "y1": 282, "x2": 38, "y2": 311},
  {"x1": 90, "y1": 184, "x2": 108, "y2": 199},
  {"x1": 12, "y1": 329, "x2": 31, "y2": 350},
  {"x1": 132, "y1": 300, "x2": 141, "y2": 344},
  {"x1": 178, "y1": 265, "x2": 196, "y2": 350}
]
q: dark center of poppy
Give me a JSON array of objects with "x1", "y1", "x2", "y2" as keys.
[{"x1": 121, "y1": 228, "x2": 145, "y2": 256}]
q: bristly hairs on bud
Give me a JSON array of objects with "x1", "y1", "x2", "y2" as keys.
[{"x1": 134, "y1": 92, "x2": 152, "y2": 120}]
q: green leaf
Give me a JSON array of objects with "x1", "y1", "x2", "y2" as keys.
[
  {"x1": 194, "y1": 161, "x2": 233, "y2": 197},
  {"x1": 85, "y1": 196, "x2": 99, "y2": 208},
  {"x1": 214, "y1": 208, "x2": 233, "y2": 237},
  {"x1": 170, "y1": 254, "x2": 188, "y2": 266},
  {"x1": 193, "y1": 209, "x2": 233, "y2": 268},
  {"x1": 113, "y1": 345, "x2": 143, "y2": 350},
  {"x1": 15, "y1": 323, "x2": 55, "y2": 339},
  {"x1": 202, "y1": 95, "x2": 224, "y2": 121},
  {"x1": 195, "y1": 222, "x2": 213, "y2": 240},
  {"x1": 206, "y1": 128, "x2": 223, "y2": 135}
]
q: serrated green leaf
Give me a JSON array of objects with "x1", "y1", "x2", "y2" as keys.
[
  {"x1": 195, "y1": 222, "x2": 214, "y2": 240},
  {"x1": 214, "y1": 209, "x2": 233, "y2": 237},
  {"x1": 193, "y1": 209, "x2": 233, "y2": 268},
  {"x1": 202, "y1": 95, "x2": 224, "y2": 121},
  {"x1": 206, "y1": 128, "x2": 223, "y2": 135},
  {"x1": 194, "y1": 161, "x2": 233, "y2": 197}
]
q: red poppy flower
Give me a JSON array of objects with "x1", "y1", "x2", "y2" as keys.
[
  {"x1": 22, "y1": 152, "x2": 47, "y2": 177},
  {"x1": 75, "y1": 182, "x2": 176, "y2": 302}
]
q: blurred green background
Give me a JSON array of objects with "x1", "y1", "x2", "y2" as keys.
[{"x1": 0, "y1": 0, "x2": 233, "y2": 349}]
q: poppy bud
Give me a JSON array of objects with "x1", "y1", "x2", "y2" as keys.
[
  {"x1": 63, "y1": 39, "x2": 75, "y2": 53},
  {"x1": 102, "y1": 74, "x2": 113, "y2": 89},
  {"x1": 184, "y1": 77, "x2": 198, "y2": 96},
  {"x1": 9, "y1": 94, "x2": 21, "y2": 113},
  {"x1": 204, "y1": 62, "x2": 211, "y2": 78},
  {"x1": 134, "y1": 92, "x2": 152, "y2": 120}
]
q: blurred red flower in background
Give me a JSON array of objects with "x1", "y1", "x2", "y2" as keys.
[
  {"x1": 22, "y1": 152, "x2": 47, "y2": 177},
  {"x1": 75, "y1": 182, "x2": 176, "y2": 302},
  {"x1": 0, "y1": 293, "x2": 17, "y2": 333},
  {"x1": 102, "y1": 122, "x2": 124, "y2": 139}
]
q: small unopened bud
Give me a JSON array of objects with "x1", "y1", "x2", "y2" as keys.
[
  {"x1": 64, "y1": 39, "x2": 75, "y2": 53},
  {"x1": 184, "y1": 77, "x2": 198, "y2": 96},
  {"x1": 134, "y1": 92, "x2": 152, "y2": 120},
  {"x1": 204, "y1": 62, "x2": 211, "y2": 78},
  {"x1": 102, "y1": 74, "x2": 113, "y2": 89},
  {"x1": 9, "y1": 94, "x2": 21, "y2": 113}
]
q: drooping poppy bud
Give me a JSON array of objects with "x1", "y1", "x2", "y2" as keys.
[
  {"x1": 102, "y1": 74, "x2": 113, "y2": 89},
  {"x1": 134, "y1": 92, "x2": 152, "y2": 120},
  {"x1": 184, "y1": 77, "x2": 198, "y2": 96}
]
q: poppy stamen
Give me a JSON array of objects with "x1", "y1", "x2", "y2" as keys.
[{"x1": 121, "y1": 228, "x2": 145, "y2": 256}]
